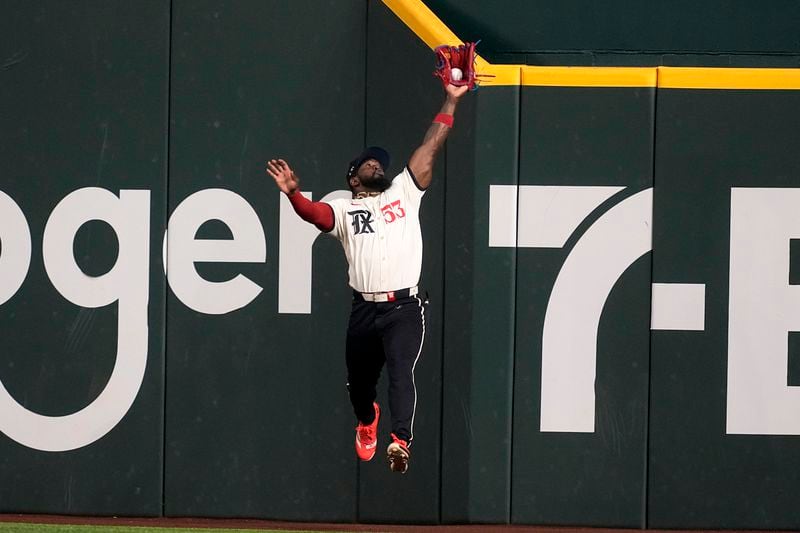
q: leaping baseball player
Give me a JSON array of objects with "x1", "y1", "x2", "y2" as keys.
[{"x1": 267, "y1": 70, "x2": 470, "y2": 473}]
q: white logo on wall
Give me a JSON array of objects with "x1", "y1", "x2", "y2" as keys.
[
  {"x1": 0, "y1": 185, "x2": 797, "y2": 451},
  {"x1": 0, "y1": 189, "x2": 150, "y2": 452},
  {"x1": 489, "y1": 185, "x2": 800, "y2": 437},
  {"x1": 0, "y1": 187, "x2": 267, "y2": 452}
]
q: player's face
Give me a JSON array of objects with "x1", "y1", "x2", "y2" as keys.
[{"x1": 357, "y1": 159, "x2": 391, "y2": 192}]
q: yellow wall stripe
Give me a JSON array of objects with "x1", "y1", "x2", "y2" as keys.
[
  {"x1": 523, "y1": 66, "x2": 657, "y2": 88},
  {"x1": 658, "y1": 67, "x2": 800, "y2": 90},
  {"x1": 381, "y1": 0, "x2": 800, "y2": 90},
  {"x1": 477, "y1": 62, "x2": 522, "y2": 86}
]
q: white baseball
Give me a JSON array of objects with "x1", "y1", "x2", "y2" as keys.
[{"x1": 451, "y1": 67, "x2": 463, "y2": 81}]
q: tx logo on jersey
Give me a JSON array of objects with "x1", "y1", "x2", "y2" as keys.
[{"x1": 348, "y1": 209, "x2": 375, "y2": 235}]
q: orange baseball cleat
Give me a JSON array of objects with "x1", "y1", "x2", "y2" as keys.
[{"x1": 355, "y1": 402, "x2": 380, "y2": 461}]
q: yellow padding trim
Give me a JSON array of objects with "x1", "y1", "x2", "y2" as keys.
[
  {"x1": 478, "y1": 61, "x2": 522, "y2": 86},
  {"x1": 658, "y1": 67, "x2": 800, "y2": 90},
  {"x1": 523, "y1": 66, "x2": 657, "y2": 87},
  {"x1": 382, "y1": 0, "x2": 461, "y2": 49}
]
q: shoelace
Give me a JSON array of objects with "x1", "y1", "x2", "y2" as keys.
[{"x1": 357, "y1": 424, "x2": 376, "y2": 443}]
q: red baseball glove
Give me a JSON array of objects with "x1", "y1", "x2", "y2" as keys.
[{"x1": 433, "y1": 42, "x2": 479, "y2": 90}]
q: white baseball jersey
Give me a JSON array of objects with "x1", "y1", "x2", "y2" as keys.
[{"x1": 325, "y1": 166, "x2": 426, "y2": 293}]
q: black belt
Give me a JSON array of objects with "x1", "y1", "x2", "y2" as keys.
[{"x1": 353, "y1": 286, "x2": 419, "y2": 302}]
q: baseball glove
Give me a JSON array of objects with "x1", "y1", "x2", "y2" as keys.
[{"x1": 433, "y1": 42, "x2": 479, "y2": 90}]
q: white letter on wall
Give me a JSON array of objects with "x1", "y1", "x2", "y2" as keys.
[
  {"x1": 728, "y1": 187, "x2": 800, "y2": 435},
  {"x1": 0, "y1": 188, "x2": 150, "y2": 451},
  {"x1": 540, "y1": 188, "x2": 652, "y2": 432},
  {"x1": 0, "y1": 190, "x2": 32, "y2": 305},
  {"x1": 167, "y1": 189, "x2": 266, "y2": 315}
]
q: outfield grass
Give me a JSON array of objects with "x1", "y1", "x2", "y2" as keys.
[{"x1": 0, "y1": 524, "x2": 342, "y2": 533}]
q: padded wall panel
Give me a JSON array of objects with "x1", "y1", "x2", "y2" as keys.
[
  {"x1": 648, "y1": 87, "x2": 800, "y2": 530},
  {"x1": 165, "y1": 0, "x2": 365, "y2": 520},
  {"x1": 355, "y1": 1, "x2": 444, "y2": 523},
  {"x1": 440, "y1": 84, "x2": 519, "y2": 523},
  {"x1": 0, "y1": 0, "x2": 168, "y2": 516},
  {"x1": 511, "y1": 86, "x2": 655, "y2": 527}
]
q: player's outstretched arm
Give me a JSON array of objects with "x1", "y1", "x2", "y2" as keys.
[
  {"x1": 408, "y1": 83, "x2": 469, "y2": 189},
  {"x1": 265, "y1": 158, "x2": 334, "y2": 232}
]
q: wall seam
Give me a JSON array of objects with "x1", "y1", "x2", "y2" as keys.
[
  {"x1": 161, "y1": 0, "x2": 174, "y2": 518},
  {"x1": 642, "y1": 67, "x2": 660, "y2": 530},
  {"x1": 507, "y1": 67, "x2": 522, "y2": 524}
]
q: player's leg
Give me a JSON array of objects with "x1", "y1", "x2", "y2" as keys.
[
  {"x1": 345, "y1": 299, "x2": 385, "y2": 422},
  {"x1": 381, "y1": 295, "x2": 427, "y2": 472},
  {"x1": 346, "y1": 299, "x2": 386, "y2": 460}
]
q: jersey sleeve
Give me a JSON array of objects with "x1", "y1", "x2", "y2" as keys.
[
  {"x1": 392, "y1": 165, "x2": 426, "y2": 208},
  {"x1": 322, "y1": 198, "x2": 349, "y2": 241},
  {"x1": 287, "y1": 191, "x2": 334, "y2": 232}
]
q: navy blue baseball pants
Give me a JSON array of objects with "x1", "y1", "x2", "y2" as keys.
[{"x1": 345, "y1": 293, "x2": 427, "y2": 445}]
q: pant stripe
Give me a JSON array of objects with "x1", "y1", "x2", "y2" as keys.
[{"x1": 409, "y1": 295, "x2": 426, "y2": 443}]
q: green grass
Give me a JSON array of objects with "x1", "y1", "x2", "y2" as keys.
[{"x1": 0, "y1": 525, "x2": 343, "y2": 533}]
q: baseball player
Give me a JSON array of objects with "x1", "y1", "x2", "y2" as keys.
[{"x1": 267, "y1": 82, "x2": 469, "y2": 473}]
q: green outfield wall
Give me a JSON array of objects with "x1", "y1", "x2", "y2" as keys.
[
  {"x1": 425, "y1": 0, "x2": 800, "y2": 67},
  {"x1": 2, "y1": 0, "x2": 800, "y2": 529}
]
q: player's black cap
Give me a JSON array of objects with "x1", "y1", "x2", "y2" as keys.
[{"x1": 347, "y1": 146, "x2": 390, "y2": 178}]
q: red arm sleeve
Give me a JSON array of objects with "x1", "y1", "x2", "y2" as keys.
[{"x1": 288, "y1": 191, "x2": 335, "y2": 232}]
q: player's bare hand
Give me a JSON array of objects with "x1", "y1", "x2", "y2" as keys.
[
  {"x1": 266, "y1": 158, "x2": 299, "y2": 196},
  {"x1": 446, "y1": 83, "x2": 469, "y2": 100}
]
